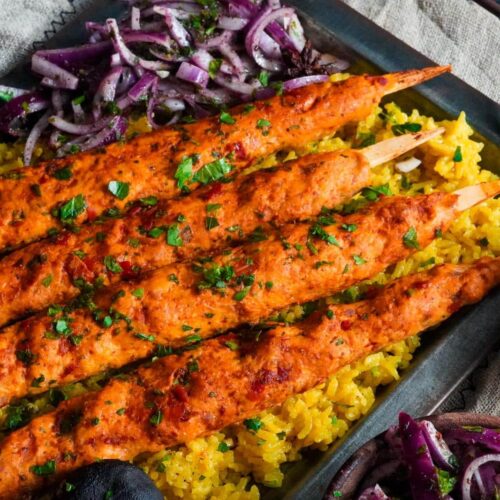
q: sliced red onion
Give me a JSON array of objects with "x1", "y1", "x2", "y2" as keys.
[
  {"x1": 265, "y1": 18, "x2": 298, "y2": 54},
  {"x1": 23, "y1": 109, "x2": 51, "y2": 166},
  {"x1": 107, "y1": 18, "x2": 170, "y2": 72},
  {"x1": 34, "y1": 41, "x2": 112, "y2": 70},
  {"x1": 0, "y1": 92, "x2": 50, "y2": 137},
  {"x1": 51, "y1": 90, "x2": 65, "y2": 116},
  {"x1": 110, "y1": 53, "x2": 122, "y2": 66},
  {"x1": 196, "y1": 30, "x2": 234, "y2": 49},
  {"x1": 399, "y1": 412, "x2": 442, "y2": 500},
  {"x1": 420, "y1": 420, "x2": 457, "y2": 472},
  {"x1": 259, "y1": 31, "x2": 282, "y2": 60},
  {"x1": 32, "y1": 54, "x2": 79, "y2": 90},
  {"x1": 128, "y1": 72, "x2": 158, "y2": 101},
  {"x1": 214, "y1": 74, "x2": 257, "y2": 95},
  {"x1": 462, "y1": 454, "x2": 500, "y2": 500},
  {"x1": 131, "y1": 6, "x2": 141, "y2": 30},
  {"x1": 176, "y1": 62, "x2": 209, "y2": 88},
  {"x1": 122, "y1": 31, "x2": 174, "y2": 49},
  {"x1": 72, "y1": 102, "x2": 86, "y2": 123},
  {"x1": 219, "y1": 43, "x2": 246, "y2": 76},
  {"x1": 153, "y1": 6, "x2": 191, "y2": 48},
  {"x1": 160, "y1": 97, "x2": 185, "y2": 112},
  {"x1": 246, "y1": 7, "x2": 296, "y2": 71},
  {"x1": 317, "y1": 52, "x2": 351, "y2": 74},
  {"x1": 49, "y1": 115, "x2": 113, "y2": 135},
  {"x1": 284, "y1": 13, "x2": 306, "y2": 52},
  {"x1": 446, "y1": 427, "x2": 500, "y2": 452},
  {"x1": 93, "y1": 66, "x2": 123, "y2": 119},
  {"x1": 284, "y1": 74, "x2": 329, "y2": 91},
  {"x1": 0, "y1": 85, "x2": 29, "y2": 101},
  {"x1": 357, "y1": 484, "x2": 391, "y2": 500},
  {"x1": 218, "y1": 16, "x2": 249, "y2": 31},
  {"x1": 58, "y1": 115, "x2": 128, "y2": 156},
  {"x1": 197, "y1": 87, "x2": 233, "y2": 105}
]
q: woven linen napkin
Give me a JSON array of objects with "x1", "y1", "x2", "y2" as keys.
[{"x1": 0, "y1": 0, "x2": 498, "y2": 415}]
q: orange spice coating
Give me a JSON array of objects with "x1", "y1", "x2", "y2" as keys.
[
  {"x1": 0, "y1": 257, "x2": 498, "y2": 499},
  {"x1": 0, "y1": 67, "x2": 448, "y2": 252},
  {"x1": 0, "y1": 191, "x2": 460, "y2": 406},
  {"x1": 0, "y1": 149, "x2": 369, "y2": 327}
]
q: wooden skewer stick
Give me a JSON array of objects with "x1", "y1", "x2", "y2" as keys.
[
  {"x1": 383, "y1": 65, "x2": 452, "y2": 94},
  {"x1": 454, "y1": 180, "x2": 500, "y2": 212},
  {"x1": 361, "y1": 127, "x2": 445, "y2": 167}
]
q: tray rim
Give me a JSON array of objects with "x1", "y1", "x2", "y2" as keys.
[{"x1": 0, "y1": 1, "x2": 499, "y2": 499}]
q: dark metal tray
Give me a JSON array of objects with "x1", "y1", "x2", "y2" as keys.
[{"x1": 2, "y1": 1, "x2": 499, "y2": 498}]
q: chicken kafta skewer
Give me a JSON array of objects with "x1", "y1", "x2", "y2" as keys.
[
  {"x1": 0, "y1": 129, "x2": 443, "y2": 327},
  {"x1": 0, "y1": 66, "x2": 450, "y2": 252},
  {"x1": 0, "y1": 257, "x2": 498, "y2": 498},
  {"x1": 0, "y1": 179, "x2": 497, "y2": 406}
]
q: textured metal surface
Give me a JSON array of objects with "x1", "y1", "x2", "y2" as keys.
[{"x1": 1, "y1": 1, "x2": 498, "y2": 499}]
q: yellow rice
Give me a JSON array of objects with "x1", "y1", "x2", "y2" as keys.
[{"x1": 0, "y1": 73, "x2": 498, "y2": 498}]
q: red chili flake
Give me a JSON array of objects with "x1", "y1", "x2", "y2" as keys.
[
  {"x1": 87, "y1": 207, "x2": 97, "y2": 222},
  {"x1": 119, "y1": 260, "x2": 139, "y2": 280},
  {"x1": 340, "y1": 320, "x2": 352, "y2": 331},
  {"x1": 128, "y1": 205, "x2": 142, "y2": 217},
  {"x1": 226, "y1": 141, "x2": 247, "y2": 161},
  {"x1": 172, "y1": 385, "x2": 189, "y2": 403},
  {"x1": 54, "y1": 232, "x2": 70, "y2": 246},
  {"x1": 201, "y1": 182, "x2": 223, "y2": 201}
]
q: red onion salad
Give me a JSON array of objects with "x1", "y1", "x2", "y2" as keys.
[
  {"x1": 332, "y1": 413, "x2": 500, "y2": 500},
  {"x1": 0, "y1": 0, "x2": 349, "y2": 165}
]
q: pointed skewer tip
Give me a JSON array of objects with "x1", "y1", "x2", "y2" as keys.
[{"x1": 454, "y1": 180, "x2": 500, "y2": 212}]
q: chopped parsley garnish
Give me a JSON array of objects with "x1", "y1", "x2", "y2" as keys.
[
  {"x1": 185, "y1": 334, "x2": 202, "y2": 344},
  {"x1": 248, "y1": 226, "x2": 267, "y2": 242},
  {"x1": 71, "y1": 95, "x2": 85, "y2": 105},
  {"x1": 353, "y1": 254, "x2": 366, "y2": 265},
  {"x1": 258, "y1": 71, "x2": 269, "y2": 87},
  {"x1": 219, "y1": 111, "x2": 236, "y2": 125},
  {"x1": 174, "y1": 155, "x2": 195, "y2": 190},
  {"x1": 206, "y1": 203, "x2": 221, "y2": 213},
  {"x1": 391, "y1": 122, "x2": 422, "y2": 136},
  {"x1": 403, "y1": 227, "x2": 420, "y2": 249},
  {"x1": 65, "y1": 482, "x2": 76, "y2": 492},
  {"x1": 135, "y1": 333, "x2": 155, "y2": 342},
  {"x1": 361, "y1": 184, "x2": 392, "y2": 201},
  {"x1": 437, "y1": 469, "x2": 457, "y2": 496},
  {"x1": 197, "y1": 264, "x2": 235, "y2": 290},
  {"x1": 435, "y1": 228, "x2": 443, "y2": 238},
  {"x1": 168, "y1": 273, "x2": 179, "y2": 284},
  {"x1": 217, "y1": 442, "x2": 230, "y2": 452},
  {"x1": 265, "y1": 281, "x2": 273, "y2": 290},
  {"x1": 193, "y1": 158, "x2": 232, "y2": 185},
  {"x1": 16, "y1": 349, "x2": 37, "y2": 366},
  {"x1": 0, "y1": 89, "x2": 14, "y2": 102},
  {"x1": 140, "y1": 196, "x2": 158, "y2": 206},
  {"x1": 42, "y1": 274, "x2": 53, "y2": 287},
  {"x1": 52, "y1": 166, "x2": 73, "y2": 180},
  {"x1": 256, "y1": 118, "x2": 271, "y2": 129},
  {"x1": 326, "y1": 309, "x2": 334, "y2": 319},
  {"x1": 243, "y1": 104, "x2": 256, "y2": 114},
  {"x1": 150, "y1": 410, "x2": 163, "y2": 426},
  {"x1": 453, "y1": 146, "x2": 463, "y2": 162},
  {"x1": 31, "y1": 374, "x2": 45, "y2": 388},
  {"x1": 208, "y1": 58, "x2": 222, "y2": 78},
  {"x1": 205, "y1": 216, "x2": 219, "y2": 230},
  {"x1": 478, "y1": 237, "x2": 489, "y2": 248},
  {"x1": 108, "y1": 180, "x2": 130, "y2": 200},
  {"x1": 104, "y1": 256, "x2": 123, "y2": 273},
  {"x1": 244, "y1": 417, "x2": 262, "y2": 432},
  {"x1": 132, "y1": 288, "x2": 144, "y2": 298},
  {"x1": 167, "y1": 224, "x2": 183, "y2": 247},
  {"x1": 356, "y1": 132, "x2": 376, "y2": 148},
  {"x1": 5, "y1": 404, "x2": 30, "y2": 430},
  {"x1": 225, "y1": 340, "x2": 239, "y2": 351},
  {"x1": 148, "y1": 227, "x2": 163, "y2": 238},
  {"x1": 309, "y1": 224, "x2": 341, "y2": 247},
  {"x1": 233, "y1": 287, "x2": 250, "y2": 301},
  {"x1": 341, "y1": 223, "x2": 357, "y2": 232},
  {"x1": 182, "y1": 324, "x2": 193, "y2": 331},
  {"x1": 30, "y1": 459, "x2": 56, "y2": 476},
  {"x1": 91, "y1": 417, "x2": 100, "y2": 426},
  {"x1": 116, "y1": 408, "x2": 126, "y2": 416},
  {"x1": 420, "y1": 257, "x2": 436, "y2": 268},
  {"x1": 59, "y1": 194, "x2": 87, "y2": 221}
]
